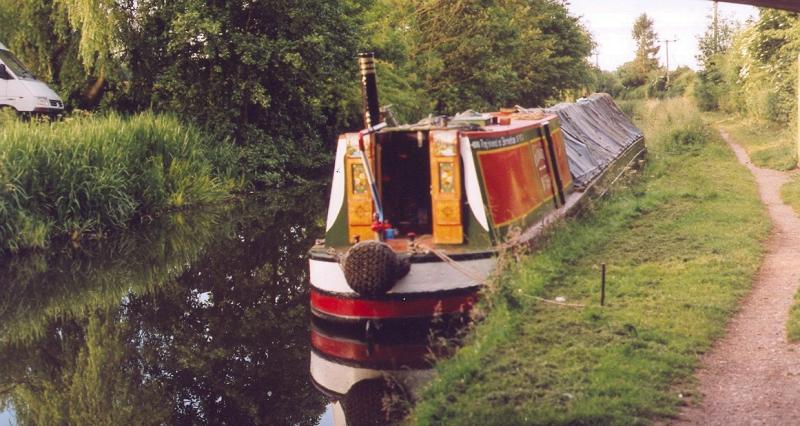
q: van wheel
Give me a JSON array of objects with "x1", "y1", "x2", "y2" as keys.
[{"x1": 0, "y1": 106, "x2": 19, "y2": 122}]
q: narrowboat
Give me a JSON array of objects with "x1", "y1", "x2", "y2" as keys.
[{"x1": 308, "y1": 53, "x2": 645, "y2": 323}]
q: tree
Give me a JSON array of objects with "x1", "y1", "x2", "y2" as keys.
[
  {"x1": 631, "y1": 13, "x2": 660, "y2": 86},
  {"x1": 694, "y1": 9, "x2": 800, "y2": 120},
  {"x1": 694, "y1": 6, "x2": 736, "y2": 112},
  {"x1": 127, "y1": 0, "x2": 366, "y2": 186},
  {"x1": 0, "y1": 0, "x2": 104, "y2": 108},
  {"x1": 591, "y1": 68, "x2": 623, "y2": 97},
  {"x1": 407, "y1": 0, "x2": 593, "y2": 114},
  {"x1": 696, "y1": 4, "x2": 736, "y2": 68},
  {"x1": 510, "y1": 0, "x2": 595, "y2": 106},
  {"x1": 0, "y1": 0, "x2": 595, "y2": 186}
]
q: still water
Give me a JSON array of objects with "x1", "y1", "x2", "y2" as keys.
[{"x1": 0, "y1": 185, "x2": 453, "y2": 425}]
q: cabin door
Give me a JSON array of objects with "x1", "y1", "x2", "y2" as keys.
[{"x1": 429, "y1": 130, "x2": 463, "y2": 244}]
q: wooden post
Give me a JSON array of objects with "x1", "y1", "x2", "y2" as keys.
[
  {"x1": 600, "y1": 263, "x2": 606, "y2": 306},
  {"x1": 797, "y1": 53, "x2": 800, "y2": 168}
]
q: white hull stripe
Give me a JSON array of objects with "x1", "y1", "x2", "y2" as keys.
[
  {"x1": 309, "y1": 257, "x2": 496, "y2": 294},
  {"x1": 309, "y1": 350, "x2": 435, "y2": 397}
]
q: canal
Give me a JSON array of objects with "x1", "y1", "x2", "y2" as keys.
[{"x1": 0, "y1": 185, "x2": 450, "y2": 425}]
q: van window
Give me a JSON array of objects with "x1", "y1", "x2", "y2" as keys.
[{"x1": 0, "y1": 49, "x2": 35, "y2": 79}]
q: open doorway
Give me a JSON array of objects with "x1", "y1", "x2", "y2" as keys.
[{"x1": 379, "y1": 131, "x2": 432, "y2": 236}]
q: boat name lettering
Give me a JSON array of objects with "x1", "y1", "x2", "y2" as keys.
[{"x1": 470, "y1": 134, "x2": 527, "y2": 150}]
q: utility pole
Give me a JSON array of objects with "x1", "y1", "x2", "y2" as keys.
[
  {"x1": 662, "y1": 38, "x2": 678, "y2": 87},
  {"x1": 713, "y1": 1, "x2": 719, "y2": 54}
]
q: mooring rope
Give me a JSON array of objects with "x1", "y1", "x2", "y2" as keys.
[
  {"x1": 328, "y1": 240, "x2": 585, "y2": 308},
  {"x1": 424, "y1": 246, "x2": 487, "y2": 284},
  {"x1": 424, "y1": 245, "x2": 585, "y2": 308}
]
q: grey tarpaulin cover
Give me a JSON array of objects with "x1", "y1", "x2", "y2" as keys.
[{"x1": 547, "y1": 93, "x2": 643, "y2": 188}]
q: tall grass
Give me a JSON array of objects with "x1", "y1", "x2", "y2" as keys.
[{"x1": 0, "y1": 112, "x2": 235, "y2": 253}]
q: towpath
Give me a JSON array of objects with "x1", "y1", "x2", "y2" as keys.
[{"x1": 676, "y1": 131, "x2": 800, "y2": 424}]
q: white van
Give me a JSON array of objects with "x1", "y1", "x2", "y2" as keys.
[{"x1": 0, "y1": 42, "x2": 64, "y2": 115}]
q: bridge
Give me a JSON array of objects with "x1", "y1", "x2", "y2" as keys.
[{"x1": 719, "y1": 0, "x2": 799, "y2": 11}]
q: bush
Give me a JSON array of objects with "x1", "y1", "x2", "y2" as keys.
[
  {"x1": 0, "y1": 112, "x2": 235, "y2": 253},
  {"x1": 666, "y1": 118, "x2": 708, "y2": 154},
  {"x1": 694, "y1": 70, "x2": 721, "y2": 112}
]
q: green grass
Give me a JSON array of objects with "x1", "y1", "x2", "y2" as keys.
[
  {"x1": 781, "y1": 174, "x2": 800, "y2": 216},
  {"x1": 412, "y1": 98, "x2": 770, "y2": 424},
  {"x1": 0, "y1": 111, "x2": 236, "y2": 253},
  {"x1": 713, "y1": 115, "x2": 797, "y2": 171},
  {"x1": 780, "y1": 176, "x2": 800, "y2": 342},
  {"x1": 788, "y1": 289, "x2": 800, "y2": 343}
]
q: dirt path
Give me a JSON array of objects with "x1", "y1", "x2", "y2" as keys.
[{"x1": 676, "y1": 131, "x2": 800, "y2": 425}]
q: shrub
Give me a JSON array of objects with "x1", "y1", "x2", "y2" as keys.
[{"x1": 666, "y1": 118, "x2": 708, "y2": 154}]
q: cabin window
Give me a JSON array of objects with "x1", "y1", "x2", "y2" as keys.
[{"x1": 378, "y1": 132, "x2": 432, "y2": 236}]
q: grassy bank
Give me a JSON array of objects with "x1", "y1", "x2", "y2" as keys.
[
  {"x1": 412, "y1": 98, "x2": 770, "y2": 424},
  {"x1": 713, "y1": 116, "x2": 796, "y2": 171},
  {"x1": 781, "y1": 175, "x2": 800, "y2": 216},
  {"x1": 788, "y1": 290, "x2": 800, "y2": 342},
  {"x1": 782, "y1": 176, "x2": 800, "y2": 342},
  {"x1": 0, "y1": 112, "x2": 236, "y2": 253}
]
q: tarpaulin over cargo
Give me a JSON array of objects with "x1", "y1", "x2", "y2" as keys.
[{"x1": 547, "y1": 93, "x2": 643, "y2": 188}]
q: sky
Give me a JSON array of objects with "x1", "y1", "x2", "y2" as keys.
[{"x1": 566, "y1": 0, "x2": 759, "y2": 71}]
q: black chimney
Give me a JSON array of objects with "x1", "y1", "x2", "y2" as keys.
[{"x1": 358, "y1": 52, "x2": 381, "y2": 128}]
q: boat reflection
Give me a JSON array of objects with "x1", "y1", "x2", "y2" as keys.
[{"x1": 309, "y1": 316, "x2": 466, "y2": 425}]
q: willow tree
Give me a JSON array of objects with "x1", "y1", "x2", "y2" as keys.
[
  {"x1": 0, "y1": 0, "x2": 118, "y2": 107},
  {"x1": 54, "y1": 0, "x2": 123, "y2": 101}
]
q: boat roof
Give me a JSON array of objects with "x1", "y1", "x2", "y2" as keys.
[
  {"x1": 463, "y1": 116, "x2": 558, "y2": 138},
  {"x1": 376, "y1": 111, "x2": 558, "y2": 135}
]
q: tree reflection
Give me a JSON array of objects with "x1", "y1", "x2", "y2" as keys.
[{"x1": 0, "y1": 185, "x2": 328, "y2": 425}]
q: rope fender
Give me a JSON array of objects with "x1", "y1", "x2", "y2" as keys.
[{"x1": 343, "y1": 241, "x2": 410, "y2": 296}]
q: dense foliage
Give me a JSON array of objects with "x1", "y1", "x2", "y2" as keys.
[
  {"x1": 404, "y1": 0, "x2": 594, "y2": 114},
  {"x1": 0, "y1": 0, "x2": 595, "y2": 186},
  {"x1": 694, "y1": 8, "x2": 800, "y2": 126}
]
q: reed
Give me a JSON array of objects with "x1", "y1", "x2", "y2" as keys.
[{"x1": 0, "y1": 112, "x2": 235, "y2": 253}]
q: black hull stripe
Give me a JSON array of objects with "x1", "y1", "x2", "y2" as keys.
[{"x1": 309, "y1": 249, "x2": 496, "y2": 263}]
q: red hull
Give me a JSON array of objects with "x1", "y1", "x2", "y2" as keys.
[{"x1": 310, "y1": 288, "x2": 478, "y2": 321}]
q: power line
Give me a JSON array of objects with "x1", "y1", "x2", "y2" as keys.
[{"x1": 662, "y1": 37, "x2": 678, "y2": 86}]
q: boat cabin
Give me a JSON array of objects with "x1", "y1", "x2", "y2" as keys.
[{"x1": 323, "y1": 112, "x2": 573, "y2": 250}]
